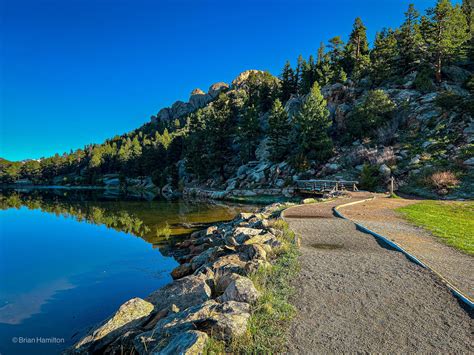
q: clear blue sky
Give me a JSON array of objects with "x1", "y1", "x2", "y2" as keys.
[{"x1": 1, "y1": 0, "x2": 440, "y2": 161}]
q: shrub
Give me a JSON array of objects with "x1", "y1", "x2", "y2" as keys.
[
  {"x1": 465, "y1": 74, "x2": 474, "y2": 94},
  {"x1": 435, "y1": 91, "x2": 464, "y2": 112},
  {"x1": 425, "y1": 171, "x2": 460, "y2": 195},
  {"x1": 413, "y1": 67, "x2": 435, "y2": 93},
  {"x1": 347, "y1": 90, "x2": 396, "y2": 139},
  {"x1": 359, "y1": 163, "x2": 380, "y2": 191}
]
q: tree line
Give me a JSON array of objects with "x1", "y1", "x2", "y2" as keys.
[{"x1": 1, "y1": 0, "x2": 472, "y2": 187}]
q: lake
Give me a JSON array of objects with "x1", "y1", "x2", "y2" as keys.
[{"x1": 0, "y1": 188, "x2": 253, "y2": 354}]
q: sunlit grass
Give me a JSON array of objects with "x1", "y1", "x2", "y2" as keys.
[{"x1": 397, "y1": 201, "x2": 474, "y2": 255}]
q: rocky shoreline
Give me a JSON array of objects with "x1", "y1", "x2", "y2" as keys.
[{"x1": 66, "y1": 202, "x2": 296, "y2": 354}]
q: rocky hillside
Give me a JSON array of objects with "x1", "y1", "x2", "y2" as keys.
[{"x1": 1, "y1": 0, "x2": 473, "y2": 199}]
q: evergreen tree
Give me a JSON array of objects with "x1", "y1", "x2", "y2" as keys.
[
  {"x1": 344, "y1": 17, "x2": 370, "y2": 78},
  {"x1": 461, "y1": 0, "x2": 474, "y2": 59},
  {"x1": 295, "y1": 55, "x2": 304, "y2": 94},
  {"x1": 347, "y1": 89, "x2": 396, "y2": 139},
  {"x1": 185, "y1": 111, "x2": 209, "y2": 180},
  {"x1": 238, "y1": 105, "x2": 261, "y2": 162},
  {"x1": 279, "y1": 60, "x2": 295, "y2": 103},
  {"x1": 327, "y1": 36, "x2": 345, "y2": 64},
  {"x1": 371, "y1": 28, "x2": 399, "y2": 83},
  {"x1": 421, "y1": 0, "x2": 469, "y2": 82},
  {"x1": 292, "y1": 82, "x2": 333, "y2": 162},
  {"x1": 268, "y1": 99, "x2": 291, "y2": 162},
  {"x1": 300, "y1": 55, "x2": 316, "y2": 95},
  {"x1": 397, "y1": 4, "x2": 423, "y2": 72},
  {"x1": 206, "y1": 93, "x2": 235, "y2": 178}
]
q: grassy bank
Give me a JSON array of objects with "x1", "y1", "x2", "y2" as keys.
[
  {"x1": 205, "y1": 217, "x2": 300, "y2": 353},
  {"x1": 397, "y1": 201, "x2": 474, "y2": 255}
]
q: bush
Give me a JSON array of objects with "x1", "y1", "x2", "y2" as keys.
[
  {"x1": 359, "y1": 163, "x2": 380, "y2": 191},
  {"x1": 425, "y1": 171, "x2": 460, "y2": 195},
  {"x1": 347, "y1": 90, "x2": 396, "y2": 139},
  {"x1": 435, "y1": 91, "x2": 464, "y2": 112},
  {"x1": 464, "y1": 74, "x2": 474, "y2": 94},
  {"x1": 413, "y1": 67, "x2": 435, "y2": 93}
]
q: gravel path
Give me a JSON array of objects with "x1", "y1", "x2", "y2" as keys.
[
  {"x1": 283, "y1": 194, "x2": 473, "y2": 353},
  {"x1": 340, "y1": 195, "x2": 474, "y2": 301}
]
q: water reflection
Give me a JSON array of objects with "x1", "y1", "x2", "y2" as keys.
[{"x1": 0, "y1": 188, "x2": 253, "y2": 354}]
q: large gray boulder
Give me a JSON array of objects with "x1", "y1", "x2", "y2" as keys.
[
  {"x1": 134, "y1": 300, "x2": 250, "y2": 352},
  {"x1": 69, "y1": 298, "x2": 154, "y2": 353},
  {"x1": 218, "y1": 276, "x2": 260, "y2": 304},
  {"x1": 146, "y1": 274, "x2": 212, "y2": 312},
  {"x1": 442, "y1": 65, "x2": 471, "y2": 83},
  {"x1": 158, "y1": 330, "x2": 208, "y2": 355}
]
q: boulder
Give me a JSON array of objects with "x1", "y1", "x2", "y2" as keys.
[
  {"x1": 134, "y1": 300, "x2": 250, "y2": 350},
  {"x1": 442, "y1": 65, "x2": 471, "y2": 83},
  {"x1": 379, "y1": 164, "x2": 391, "y2": 177},
  {"x1": 171, "y1": 263, "x2": 193, "y2": 280},
  {"x1": 146, "y1": 274, "x2": 212, "y2": 312},
  {"x1": 463, "y1": 157, "x2": 474, "y2": 167},
  {"x1": 158, "y1": 330, "x2": 208, "y2": 355},
  {"x1": 69, "y1": 298, "x2": 154, "y2": 353},
  {"x1": 233, "y1": 227, "x2": 263, "y2": 244},
  {"x1": 218, "y1": 276, "x2": 260, "y2": 304},
  {"x1": 237, "y1": 243, "x2": 267, "y2": 262}
]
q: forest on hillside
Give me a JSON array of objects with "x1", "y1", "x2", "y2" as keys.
[{"x1": 1, "y1": 0, "x2": 473, "y2": 192}]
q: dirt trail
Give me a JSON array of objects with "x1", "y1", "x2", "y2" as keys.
[
  {"x1": 339, "y1": 195, "x2": 474, "y2": 301},
  {"x1": 283, "y1": 194, "x2": 473, "y2": 353}
]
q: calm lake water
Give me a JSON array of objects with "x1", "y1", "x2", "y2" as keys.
[{"x1": 0, "y1": 188, "x2": 253, "y2": 354}]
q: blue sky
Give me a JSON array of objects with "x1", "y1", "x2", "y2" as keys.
[{"x1": 1, "y1": 0, "x2": 441, "y2": 161}]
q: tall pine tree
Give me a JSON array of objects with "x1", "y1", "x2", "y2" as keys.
[
  {"x1": 344, "y1": 17, "x2": 370, "y2": 78},
  {"x1": 421, "y1": 0, "x2": 469, "y2": 82},
  {"x1": 397, "y1": 4, "x2": 423, "y2": 72},
  {"x1": 292, "y1": 82, "x2": 333, "y2": 162},
  {"x1": 268, "y1": 99, "x2": 291, "y2": 162},
  {"x1": 280, "y1": 60, "x2": 296, "y2": 103},
  {"x1": 238, "y1": 105, "x2": 261, "y2": 163}
]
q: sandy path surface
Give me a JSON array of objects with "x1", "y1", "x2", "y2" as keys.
[
  {"x1": 283, "y1": 194, "x2": 473, "y2": 353},
  {"x1": 340, "y1": 195, "x2": 474, "y2": 301}
]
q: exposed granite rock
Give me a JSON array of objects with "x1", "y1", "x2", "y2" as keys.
[
  {"x1": 208, "y1": 82, "x2": 229, "y2": 98},
  {"x1": 218, "y1": 275, "x2": 260, "y2": 304},
  {"x1": 146, "y1": 274, "x2": 212, "y2": 311},
  {"x1": 68, "y1": 298, "x2": 154, "y2": 353}
]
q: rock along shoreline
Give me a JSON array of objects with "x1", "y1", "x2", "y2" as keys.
[{"x1": 66, "y1": 202, "x2": 295, "y2": 354}]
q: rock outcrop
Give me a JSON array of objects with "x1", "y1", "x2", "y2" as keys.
[{"x1": 67, "y1": 203, "x2": 291, "y2": 354}]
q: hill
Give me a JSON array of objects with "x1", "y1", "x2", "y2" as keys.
[{"x1": 1, "y1": 0, "x2": 473, "y2": 199}]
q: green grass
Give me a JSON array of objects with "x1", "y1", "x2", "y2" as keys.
[
  {"x1": 397, "y1": 201, "x2": 474, "y2": 255},
  {"x1": 205, "y1": 219, "x2": 300, "y2": 353}
]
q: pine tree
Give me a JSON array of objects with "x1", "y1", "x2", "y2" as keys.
[
  {"x1": 238, "y1": 105, "x2": 261, "y2": 162},
  {"x1": 344, "y1": 17, "x2": 370, "y2": 78},
  {"x1": 300, "y1": 55, "x2": 316, "y2": 95},
  {"x1": 327, "y1": 36, "x2": 345, "y2": 64},
  {"x1": 317, "y1": 42, "x2": 325, "y2": 64},
  {"x1": 421, "y1": 0, "x2": 469, "y2": 82},
  {"x1": 292, "y1": 82, "x2": 333, "y2": 162},
  {"x1": 185, "y1": 111, "x2": 209, "y2": 180},
  {"x1": 371, "y1": 28, "x2": 399, "y2": 84},
  {"x1": 294, "y1": 55, "x2": 304, "y2": 94},
  {"x1": 279, "y1": 60, "x2": 295, "y2": 103},
  {"x1": 461, "y1": 0, "x2": 474, "y2": 59},
  {"x1": 397, "y1": 4, "x2": 423, "y2": 72},
  {"x1": 268, "y1": 99, "x2": 291, "y2": 162},
  {"x1": 206, "y1": 93, "x2": 235, "y2": 178}
]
